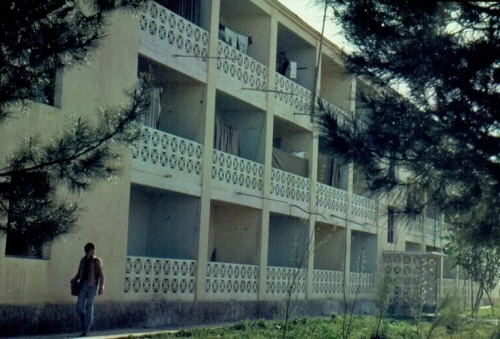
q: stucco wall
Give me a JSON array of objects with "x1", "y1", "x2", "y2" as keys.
[{"x1": 0, "y1": 10, "x2": 140, "y2": 304}]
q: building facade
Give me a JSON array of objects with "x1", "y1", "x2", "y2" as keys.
[{"x1": 0, "y1": 0, "x2": 468, "y2": 335}]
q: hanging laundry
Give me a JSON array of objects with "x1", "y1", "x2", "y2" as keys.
[
  {"x1": 237, "y1": 34, "x2": 248, "y2": 54},
  {"x1": 219, "y1": 23, "x2": 252, "y2": 54},
  {"x1": 225, "y1": 27, "x2": 238, "y2": 49}
]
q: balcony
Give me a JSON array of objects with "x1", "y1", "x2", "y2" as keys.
[
  {"x1": 216, "y1": 41, "x2": 267, "y2": 109},
  {"x1": 266, "y1": 266, "x2": 307, "y2": 300},
  {"x1": 205, "y1": 262, "x2": 259, "y2": 301},
  {"x1": 131, "y1": 126, "x2": 203, "y2": 191},
  {"x1": 407, "y1": 218, "x2": 423, "y2": 236},
  {"x1": 425, "y1": 218, "x2": 439, "y2": 239},
  {"x1": 312, "y1": 269, "x2": 344, "y2": 298},
  {"x1": 316, "y1": 183, "x2": 348, "y2": 222},
  {"x1": 139, "y1": 1, "x2": 209, "y2": 82},
  {"x1": 124, "y1": 256, "x2": 197, "y2": 301},
  {"x1": 319, "y1": 98, "x2": 352, "y2": 129},
  {"x1": 211, "y1": 149, "x2": 263, "y2": 200},
  {"x1": 270, "y1": 168, "x2": 310, "y2": 215},
  {"x1": 349, "y1": 272, "x2": 376, "y2": 297},
  {"x1": 274, "y1": 73, "x2": 313, "y2": 128},
  {"x1": 351, "y1": 194, "x2": 377, "y2": 227}
]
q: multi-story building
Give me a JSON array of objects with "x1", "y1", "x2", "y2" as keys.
[{"x1": 0, "y1": 0, "x2": 471, "y2": 335}]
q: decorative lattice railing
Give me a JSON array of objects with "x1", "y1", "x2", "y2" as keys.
[
  {"x1": 212, "y1": 150, "x2": 263, "y2": 195},
  {"x1": 124, "y1": 256, "x2": 196, "y2": 301},
  {"x1": 274, "y1": 73, "x2": 313, "y2": 113},
  {"x1": 425, "y1": 218, "x2": 439, "y2": 238},
  {"x1": 132, "y1": 126, "x2": 203, "y2": 183},
  {"x1": 312, "y1": 269, "x2": 344, "y2": 297},
  {"x1": 349, "y1": 272, "x2": 376, "y2": 296},
  {"x1": 351, "y1": 194, "x2": 377, "y2": 226},
  {"x1": 139, "y1": 1, "x2": 208, "y2": 61},
  {"x1": 316, "y1": 183, "x2": 348, "y2": 219},
  {"x1": 319, "y1": 98, "x2": 352, "y2": 128},
  {"x1": 205, "y1": 262, "x2": 259, "y2": 300},
  {"x1": 406, "y1": 218, "x2": 422, "y2": 235},
  {"x1": 217, "y1": 41, "x2": 267, "y2": 90},
  {"x1": 270, "y1": 168, "x2": 310, "y2": 207},
  {"x1": 266, "y1": 266, "x2": 307, "y2": 300}
]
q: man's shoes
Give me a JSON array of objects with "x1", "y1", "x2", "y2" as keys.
[{"x1": 80, "y1": 332, "x2": 88, "y2": 337}]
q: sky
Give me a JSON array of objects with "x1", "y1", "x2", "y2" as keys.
[{"x1": 277, "y1": 0, "x2": 349, "y2": 51}]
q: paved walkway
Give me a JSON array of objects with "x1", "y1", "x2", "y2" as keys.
[{"x1": 10, "y1": 322, "x2": 236, "y2": 339}]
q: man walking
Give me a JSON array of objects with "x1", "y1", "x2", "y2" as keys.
[{"x1": 71, "y1": 243, "x2": 105, "y2": 337}]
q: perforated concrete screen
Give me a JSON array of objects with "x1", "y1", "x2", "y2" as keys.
[{"x1": 382, "y1": 252, "x2": 442, "y2": 314}]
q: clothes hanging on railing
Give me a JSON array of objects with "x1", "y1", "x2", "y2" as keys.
[
  {"x1": 272, "y1": 148, "x2": 309, "y2": 177},
  {"x1": 218, "y1": 24, "x2": 252, "y2": 54},
  {"x1": 214, "y1": 117, "x2": 241, "y2": 156},
  {"x1": 317, "y1": 154, "x2": 340, "y2": 187},
  {"x1": 143, "y1": 87, "x2": 162, "y2": 129}
]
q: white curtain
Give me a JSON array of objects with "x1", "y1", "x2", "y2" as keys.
[
  {"x1": 214, "y1": 117, "x2": 241, "y2": 156},
  {"x1": 143, "y1": 87, "x2": 162, "y2": 129}
]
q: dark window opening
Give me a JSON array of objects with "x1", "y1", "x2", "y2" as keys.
[
  {"x1": 5, "y1": 172, "x2": 51, "y2": 259},
  {"x1": 388, "y1": 208, "x2": 396, "y2": 244}
]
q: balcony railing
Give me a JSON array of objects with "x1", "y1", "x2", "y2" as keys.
[
  {"x1": 425, "y1": 218, "x2": 439, "y2": 238},
  {"x1": 319, "y1": 98, "x2": 352, "y2": 128},
  {"x1": 270, "y1": 168, "x2": 310, "y2": 207},
  {"x1": 349, "y1": 272, "x2": 376, "y2": 296},
  {"x1": 217, "y1": 41, "x2": 268, "y2": 91},
  {"x1": 312, "y1": 269, "x2": 344, "y2": 298},
  {"x1": 139, "y1": 1, "x2": 208, "y2": 74},
  {"x1": 124, "y1": 256, "x2": 197, "y2": 301},
  {"x1": 266, "y1": 266, "x2": 307, "y2": 300},
  {"x1": 316, "y1": 183, "x2": 348, "y2": 220},
  {"x1": 407, "y1": 218, "x2": 422, "y2": 235},
  {"x1": 212, "y1": 149, "x2": 263, "y2": 196},
  {"x1": 132, "y1": 126, "x2": 203, "y2": 184},
  {"x1": 275, "y1": 73, "x2": 313, "y2": 113},
  {"x1": 351, "y1": 194, "x2": 377, "y2": 226},
  {"x1": 205, "y1": 262, "x2": 259, "y2": 301}
]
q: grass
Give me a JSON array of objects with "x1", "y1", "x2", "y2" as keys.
[{"x1": 121, "y1": 315, "x2": 500, "y2": 339}]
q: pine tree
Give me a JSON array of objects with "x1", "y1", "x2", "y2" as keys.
[
  {"x1": 0, "y1": 0, "x2": 147, "y2": 257},
  {"x1": 317, "y1": 1, "x2": 500, "y2": 243}
]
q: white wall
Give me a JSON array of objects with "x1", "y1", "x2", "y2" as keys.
[
  {"x1": 128, "y1": 185, "x2": 199, "y2": 259},
  {"x1": 216, "y1": 102, "x2": 266, "y2": 163},
  {"x1": 160, "y1": 82, "x2": 207, "y2": 144},
  {"x1": 220, "y1": 11, "x2": 271, "y2": 66},
  {"x1": 350, "y1": 230, "x2": 377, "y2": 273},
  {"x1": 320, "y1": 64, "x2": 353, "y2": 114},
  {"x1": 268, "y1": 214, "x2": 308, "y2": 267},
  {"x1": 314, "y1": 224, "x2": 346, "y2": 271},
  {"x1": 208, "y1": 203, "x2": 260, "y2": 264}
]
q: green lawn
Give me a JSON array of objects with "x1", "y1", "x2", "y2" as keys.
[{"x1": 125, "y1": 314, "x2": 500, "y2": 339}]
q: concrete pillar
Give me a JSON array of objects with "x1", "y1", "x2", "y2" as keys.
[
  {"x1": 306, "y1": 134, "x2": 319, "y2": 298},
  {"x1": 195, "y1": 0, "x2": 220, "y2": 301},
  {"x1": 344, "y1": 77, "x2": 356, "y2": 297},
  {"x1": 257, "y1": 13, "x2": 278, "y2": 300}
]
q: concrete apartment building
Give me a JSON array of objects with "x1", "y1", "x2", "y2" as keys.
[{"x1": 0, "y1": 0, "x2": 473, "y2": 335}]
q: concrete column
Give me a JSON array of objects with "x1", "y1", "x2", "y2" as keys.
[
  {"x1": 257, "y1": 13, "x2": 278, "y2": 300},
  {"x1": 344, "y1": 77, "x2": 356, "y2": 297},
  {"x1": 345, "y1": 162, "x2": 354, "y2": 297},
  {"x1": 195, "y1": 0, "x2": 220, "y2": 301},
  {"x1": 305, "y1": 35, "x2": 324, "y2": 299},
  {"x1": 306, "y1": 133, "x2": 319, "y2": 298}
]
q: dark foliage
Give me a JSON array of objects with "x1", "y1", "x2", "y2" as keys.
[
  {"x1": 317, "y1": 1, "x2": 500, "y2": 243},
  {"x1": 0, "y1": 0, "x2": 147, "y2": 256}
]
